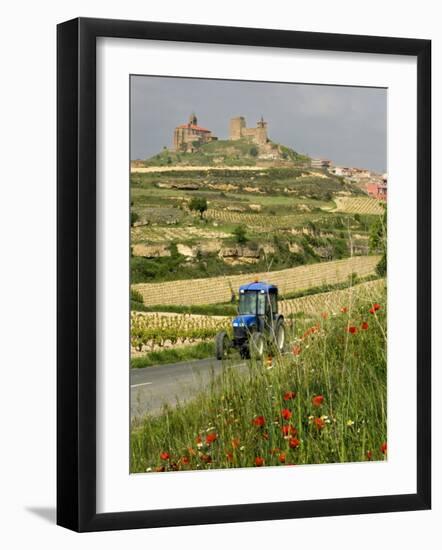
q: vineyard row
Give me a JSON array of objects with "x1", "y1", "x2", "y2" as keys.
[{"x1": 132, "y1": 255, "x2": 381, "y2": 307}]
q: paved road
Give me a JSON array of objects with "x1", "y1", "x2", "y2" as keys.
[{"x1": 130, "y1": 357, "x2": 247, "y2": 419}]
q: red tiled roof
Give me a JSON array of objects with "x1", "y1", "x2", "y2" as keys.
[{"x1": 176, "y1": 124, "x2": 211, "y2": 132}]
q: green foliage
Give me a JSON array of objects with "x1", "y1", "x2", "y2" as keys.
[
  {"x1": 249, "y1": 146, "x2": 258, "y2": 157},
  {"x1": 233, "y1": 225, "x2": 247, "y2": 244},
  {"x1": 189, "y1": 196, "x2": 208, "y2": 219}
]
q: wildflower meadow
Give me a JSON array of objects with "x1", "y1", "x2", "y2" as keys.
[{"x1": 131, "y1": 280, "x2": 387, "y2": 473}]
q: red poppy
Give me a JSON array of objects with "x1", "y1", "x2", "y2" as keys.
[
  {"x1": 302, "y1": 324, "x2": 320, "y2": 339},
  {"x1": 347, "y1": 326, "x2": 358, "y2": 334},
  {"x1": 281, "y1": 408, "x2": 292, "y2": 420},
  {"x1": 292, "y1": 345, "x2": 301, "y2": 356},
  {"x1": 282, "y1": 425, "x2": 297, "y2": 437},
  {"x1": 321, "y1": 312, "x2": 328, "y2": 319},
  {"x1": 380, "y1": 442, "x2": 387, "y2": 455},
  {"x1": 205, "y1": 432, "x2": 218, "y2": 445},
  {"x1": 231, "y1": 438, "x2": 240, "y2": 449},
  {"x1": 181, "y1": 456, "x2": 190, "y2": 465},
  {"x1": 155, "y1": 466, "x2": 166, "y2": 472},
  {"x1": 201, "y1": 454, "x2": 212, "y2": 463},
  {"x1": 361, "y1": 321, "x2": 369, "y2": 330},
  {"x1": 312, "y1": 395, "x2": 324, "y2": 407},
  {"x1": 195, "y1": 435, "x2": 202, "y2": 444},
  {"x1": 289, "y1": 437, "x2": 300, "y2": 449},
  {"x1": 341, "y1": 306, "x2": 348, "y2": 313},
  {"x1": 314, "y1": 417, "x2": 326, "y2": 430},
  {"x1": 252, "y1": 415, "x2": 266, "y2": 427},
  {"x1": 254, "y1": 456, "x2": 265, "y2": 467},
  {"x1": 370, "y1": 303, "x2": 381, "y2": 314},
  {"x1": 366, "y1": 450, "x2": 373, "y2": 460},
  {"x1": 226, "y1": 451, "x2": 233, "y2": 462},
  {"x1": 160, "y1": 451, "x2": 170, "y2": 460},
  {"x1": 283, "y1": 391, "x2": 297, "y2": 401},
  {"x1": 278, "y1": 452, "x2": 286, "y2": 463}
]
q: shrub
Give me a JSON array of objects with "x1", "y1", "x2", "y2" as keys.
[{"x1": 233, "y1": 225, "x2": 247, "y2": 244}]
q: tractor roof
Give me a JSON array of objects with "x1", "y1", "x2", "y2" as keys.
[{"x1": 239, "y1": 281, "x2": 278, "y2": 293}]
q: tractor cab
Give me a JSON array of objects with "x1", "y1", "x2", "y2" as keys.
[
  {"x1": 234, "y1": 282, "x2": 278, "y2": 333},
  {"x1": 215, "y1": 281, "x2": 285, "y2": 360}
]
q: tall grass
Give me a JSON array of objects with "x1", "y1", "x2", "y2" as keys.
[{"x1": 131, "y1": 281, "x2": 387, "y2": 472}]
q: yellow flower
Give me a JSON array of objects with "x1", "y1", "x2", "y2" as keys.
[{"x1": 346, "y1": 419, "x2": 355, "y2": 427}]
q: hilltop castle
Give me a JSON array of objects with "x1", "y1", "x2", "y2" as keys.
[
  {"x1": 229, "y1": 116, "x2": 268, "y2": 145},
  {"x1": 173, "y1": 114, "x2": 269, "y2": 152}
]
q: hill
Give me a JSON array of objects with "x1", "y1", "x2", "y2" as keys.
[{"x1": 135, "y1": 138, "x2": 311, "y2": 168}]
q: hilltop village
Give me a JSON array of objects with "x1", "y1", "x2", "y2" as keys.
[{"x1": 134, "y1": 113, "x2": 387, "y2": 201}]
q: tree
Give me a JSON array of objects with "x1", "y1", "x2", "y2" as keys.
[
  {"x1": 369, "y1": 206, "x2": 387, "y2": 276},
  {"x1": 249, "y1": 146, "x2": 258, "y2": 157},
  {"x1": 233, "y1": 225, "x2": 247, "y2": 244},
  {"x1": 189, "y1": 197, "x2": 208, "y2": 219}
]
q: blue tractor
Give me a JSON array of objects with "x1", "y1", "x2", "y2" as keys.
[{"x1": 215, "y1": 281, "x2": 285, "y2": 360}]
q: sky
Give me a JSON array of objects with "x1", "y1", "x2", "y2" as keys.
[{"x1": 130, "y1": 75, "x2": 387, "y2": 173}]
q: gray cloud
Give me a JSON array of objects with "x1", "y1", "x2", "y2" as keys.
[{"x1": 131, "y1": 75, "x2": 386, "y2": 172}]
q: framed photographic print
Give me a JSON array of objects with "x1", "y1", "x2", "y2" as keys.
[{"x1": 57, "y1": 18, "x2": 431, "y2": 532}]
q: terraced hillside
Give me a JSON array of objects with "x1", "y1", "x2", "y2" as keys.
[
  {"x1": 334, "y1": 197, "x2": 384, "y2": 215},
  {"x1": 133, "y1": 255, "x2": 381, "y2": 306}
]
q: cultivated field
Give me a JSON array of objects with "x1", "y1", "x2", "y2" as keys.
[
  {"x1": 334, "y1": 196, "x2": 384, "y2": 215},
  {"x1": 205, "y1": 208, "x2": 320, "y2": 229},
  {"x1": 279, "y1": 278, "x2": 384, "y2": 315},
  {"x1": 131, "y1": 279, "x2": 384, "y2": 354},
  {"x1": 131, "y1": 312, "x2": 230, "y2": 353},
  {"x1": 132, "y1": 255, "x2": 381, "y2": 306},
  {"x1": 132, "y1": 225, "x2": 230, "y2": 244}
]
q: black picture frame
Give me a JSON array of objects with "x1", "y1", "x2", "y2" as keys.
[{"x1": 57, "y1": 17, "x2": 431, "y2": 532}]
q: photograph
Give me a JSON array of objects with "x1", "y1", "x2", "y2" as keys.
[{"x1": 129, "y1": 75, "x2": 388, "y2": 474}]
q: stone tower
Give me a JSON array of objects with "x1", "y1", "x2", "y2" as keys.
[
  {"x1": 229, "y1": 116, "x2": 246, "y2": 140},
  {"x1": 229, "y1": 115, "x2": 268, "y2": 144}
]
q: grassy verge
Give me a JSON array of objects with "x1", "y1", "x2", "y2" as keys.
[
  {"x1": 131, "y1": 280, "x2": 387, "y2": 471},
  {"x1": 131, "y1": 342, "x2": 215, "y2": 369}
]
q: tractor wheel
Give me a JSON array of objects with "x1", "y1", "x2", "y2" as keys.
[
  {"x1": 274, "y1": 319, "x2": 286, "y2": 352},
  {"x1": 215, "y1": 331, "x2": 230, "y2": 360},
  {"x1": 249, "y1": 332, "x2": 265, "y2": 360}
]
